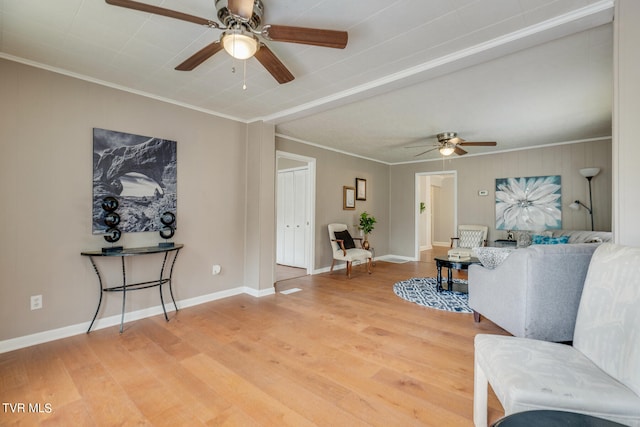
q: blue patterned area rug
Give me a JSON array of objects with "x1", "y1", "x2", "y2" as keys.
[{"x1": 393, "y1": 277, "x2": 472, "y2": 313}]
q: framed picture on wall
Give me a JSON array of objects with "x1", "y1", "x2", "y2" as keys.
[
  {"x1": 356, "y1": 178, "x2": 367, "y2": 200},
  {"x1": 92, "y1": 128, "x2": 177, "y2": 234},
  {"x1": 495, "y1": 175, "x2": 562, "y2": 230},
  {"x1": 343, "y1": 186, "x2": 356, "y2": 210}
]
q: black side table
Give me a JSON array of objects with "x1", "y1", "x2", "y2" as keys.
[
  {"x1": 433, "y1": 256, "x2": 480, "y2": 292},
  {"x1": 81, "y1": 244, "x2": 183, "y2": 333}
]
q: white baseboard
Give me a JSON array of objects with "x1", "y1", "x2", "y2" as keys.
[
  {"x1": 377, "y1": 254, "x2": 417, "y2": 262},
  {"x1": 312, "y1": 254, "x2": 417, "y2": 274},
  {"x1": 0, "y1": 285, "x2": 274, "y2": 354}
]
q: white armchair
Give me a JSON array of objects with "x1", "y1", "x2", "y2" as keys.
[
  {"x1": 328, "y1": 223, "x2": 372, "y2": 278},
  {"x1": 473, "y1": 243, "x2": 640, "y2": 427},
  {"x1": 448, "y1": 224, "x2": 488, "y2": 258}
]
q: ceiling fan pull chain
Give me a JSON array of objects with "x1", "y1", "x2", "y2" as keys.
[{"x1": 243, "y1": 59, "x2": 248, "y2": 90}]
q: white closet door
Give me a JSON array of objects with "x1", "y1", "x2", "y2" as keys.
[
  {"x1": 292, "y1": 169, "x2": 308, "y2": 267},
  {"x1": 277, "y1": 168, "x2": 308, "y2": 268},
  {"x1": 276, "y1": 172, "x2": 286, "y2": 264}
]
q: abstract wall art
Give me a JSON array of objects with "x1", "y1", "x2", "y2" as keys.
[
  {"x1": 92, "y1": 128, "x2": 177, "y2": 234},
  {"x1": 495, "y1": 175, "x2": 562, "y2": 231}
]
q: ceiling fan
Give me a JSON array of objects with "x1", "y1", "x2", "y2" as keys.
[
  {"x1": 105, "y1": 0, "x2": 348, "y2": 84},
  {"x1": 412, "y1": 132, "x2": 497, "y2": 157}
]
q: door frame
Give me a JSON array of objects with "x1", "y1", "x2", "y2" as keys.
[
  {"x1": 414, "y1": 171, "x2": 457, "y2": 260},
  {"x1": 276, "y1": 151, "x2": 316, "y2": 275}
]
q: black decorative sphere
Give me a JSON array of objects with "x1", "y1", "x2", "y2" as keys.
[
  {"x1": 104, "y1": 227, "x2": 121, "y2": 243},
  {"x1": 104, "y1": 212, "x2": 120, "y2": 227},
  {"x1": 101, "y1": 196, "x2": 119, "y2": 212},
  {"x1": 160, "y1": 211, "x2": 176, "y2": 226}
]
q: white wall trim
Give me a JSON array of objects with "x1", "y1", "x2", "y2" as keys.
[
  {"x1": 0, "y1": 286, "x2": 274, "y2": 354},
  {"x1": 376, "y1": 254, "x2": 417, "y2": 262}
]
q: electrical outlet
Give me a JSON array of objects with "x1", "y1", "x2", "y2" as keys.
[
  {"x1": 212, "y1": 264, "x2": 221, "y2": 275},
  {"x1": 30, "y1": 295, "x2": 43, "y2": 310}
]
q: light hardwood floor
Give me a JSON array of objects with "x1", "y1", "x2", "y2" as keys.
[{"x1": 1, "y1": 248, "x2": 509, "y2": 426}]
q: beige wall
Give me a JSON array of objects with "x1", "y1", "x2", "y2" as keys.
[
  {"x1": 278, "y1": 158, "x2": 307, "y2": 170},
  {"x1": 390, "y1": 140, "x2": 612, "y2": 257},
  {"x1": 613, "y1": 0, "x2": 640, "y2": 246},
  {"x1": 0, "y1": 59, "x2": 250, "y2": 341},
  {"x1": 275, "y1": 137, "x2": 390, "y2": 270},
  {"x1": 245, "y1": 121, "x2": 276, "y2": 291}
]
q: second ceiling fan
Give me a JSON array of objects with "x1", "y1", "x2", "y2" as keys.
[
  {"x1": 413, "y1": 132, "x2": 497, "y2": 157},
  {"x1": 105, "y1": 0, "x2": 349, "y2": 84}
]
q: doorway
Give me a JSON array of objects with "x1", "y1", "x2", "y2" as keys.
[
  {"x1": 275, "y1": 151, "x2": 316, "y2": 282},
  {"x1": 415, "y1": 171, "x2": 457, "y2": 261}
]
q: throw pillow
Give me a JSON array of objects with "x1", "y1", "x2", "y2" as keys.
[
  {"x1": 531, "y1": 234, "x2": 570, "y2": 245},
  {"x1": 473, "y1": 247, "x2": 515, "y2": 269},
  {"x1": 333, "y1": 230, "x2": 356, "y2": 249},
  {"x1": 531, "y1": 234, "x2": 545, "y2": 244}
]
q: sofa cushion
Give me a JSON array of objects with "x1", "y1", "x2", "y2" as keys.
[{"x1": 547, "y1": 230, "x2": 613, "y2": 243}]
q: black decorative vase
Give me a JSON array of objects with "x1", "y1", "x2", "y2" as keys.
[
  {"x1": 158, "y1": 211, "x2": 176, "y2": 247},
  {"x1": 101, "y1": 196, "x2": 123, "y2": 253}
]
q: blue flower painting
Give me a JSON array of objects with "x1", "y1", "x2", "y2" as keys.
[{"x1": 495, "y1": 175, "x2": 562, "y2": 230}]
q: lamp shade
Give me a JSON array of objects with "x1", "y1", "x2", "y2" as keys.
[
  {"x1": 579, "y1": 167, "x2": 600, "y2": 178},
  {"x1": 439, "y1": 143, "x2": 455, "y2": 156},
  {"x1": 221, "y1": 29, "x2": 259, "y2": 59}
]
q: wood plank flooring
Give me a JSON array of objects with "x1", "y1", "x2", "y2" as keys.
[{"x1": 0, "y1": 248, "x2": 509, "y2": 426}]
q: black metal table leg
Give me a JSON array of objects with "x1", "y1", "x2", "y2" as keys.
[
  {"x1": 87, "y1": 256, "x2": 103, "y2": 333},
  {"x1": 120, "y1": 257, "x2": 126, "y2": 333},
  {"x1": 167, "y1": 248, "x2": 180, "y2": 312},
  {"x1": 436, "y1": 260, "x2": 443, "y2": 292},
  {"x1": 158, "y1": 252, "x2": 169, "y2": 321}
]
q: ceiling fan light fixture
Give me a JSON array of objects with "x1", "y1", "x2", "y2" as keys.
[
  {"x1": 221, "y1": 28, "x2": 259, "y2": 59},
  {"x1": 439, "y1": 142, "x2": 455, "y2": 156}
]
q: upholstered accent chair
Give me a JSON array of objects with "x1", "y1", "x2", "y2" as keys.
[
  {"x1": 473, "y1": 243, "x2": 640, "y2": 427},
  {"x1": 448, "y1": 225, "x2": 488, "y2": 258},
  {"x1": 328, "y1": 223, "x2": 372, "y2": 278}
]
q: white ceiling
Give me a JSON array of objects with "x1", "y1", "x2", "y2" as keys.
[{"x1": 0, "y1": 0, "x2": 614, "y2": 164}]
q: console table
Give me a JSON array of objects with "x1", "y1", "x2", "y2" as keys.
[
  {"x1": 493, "y1": 239, "x2": 518, "y2": 248},
  {"x1": 81, "y1": 244, "x2": 183, "y2": 333}
]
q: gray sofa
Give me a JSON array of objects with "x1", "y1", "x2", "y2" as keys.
[{"x1": 468, "y1": 230, "x2": 612, "y2": 342}]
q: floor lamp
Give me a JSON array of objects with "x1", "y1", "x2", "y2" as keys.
[{"x1": 570, "y1": 167, "x2": 600, "y2": 231}]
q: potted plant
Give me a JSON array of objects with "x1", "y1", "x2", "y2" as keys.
[{"x1": 359, "y1": 211, "x2": 377, "y2": 250}]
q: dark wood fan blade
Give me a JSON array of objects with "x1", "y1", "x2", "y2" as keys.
[
  {"x1": 458, "y1": 141, "x2": 497, "y2": 146},
  {"x1": 415, "y1": 147, "x2": 439, "y2": 157},
  {"x1": 105, "y1": 0, "x2": 214, "y2": 26},
  {"x1": 175, "y1": 42, "x2": 223, "y2": 71},
  {"x1": 228, "y1": 0, "x2": 254, "y2": 21},
  {"x1": 262, "y1": 25, "x2": 348, "y2": 49},
  {"x1": 454, "y1": 146, "x2": 468, "y2": 156},
  {"x1": 254, "y1": 44, "x2": 295, "y2": 84}
]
